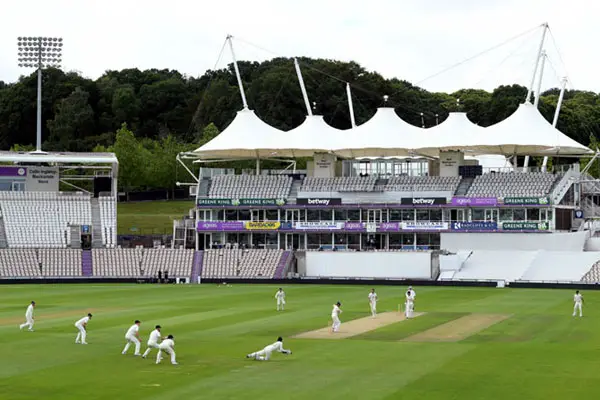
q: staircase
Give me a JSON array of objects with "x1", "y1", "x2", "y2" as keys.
[
  {"x1": 273, "y1": 250, "x2": 292, "y2": 279},
  {"x1": 190, "y1": 251, "x2": 203, "y2": 283},
  {"x1": 0, "y1": 215, "x2": 8, "y2": 249},
  {"x1": 287, "y1": 179, "x2": 302, "y2": 204},
  {"x1": 90, "y1": 198, "x2": 103, "y2": 248},
  {"x1": 454, "y1": 177, "x2": 474, "y2": 196},
  {"x1": 81, "y1": 250, "x2": 93, "y2": 277}
]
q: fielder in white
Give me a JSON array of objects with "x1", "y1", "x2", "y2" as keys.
[
  {"x1": 408, "y1": 286, "x2": 416, "y2": 309},
  {"x1": 246, "y1": 337, "x2": 291, "y2": 361},
  {"x1": 19, "y1": 301, "x2": 36, "y2": 332},
  {"x1": 122, "y1": 320, "x2": 142, "y2": 356},
  {"x1": 156, "y1": 334, "x2": 177, "y2": 365},
  {"x1": 275, "y1": 288, "x2": 286, "y2": 311},
  {"x1": 405, "y1": 289, "x2": 415, "y2": 318},
  {"x1": 75, "y1": 313, "x2": 92, "y2": 344},
  {"x1": 142, "y1": 325, "x2": 164, "y2": 359},
  {"x1": 573, "y1": 290, "x2": 584, "y2": 317},
  {"x1": 331, "y1": 301, "x2": 342, "y2": 333},
  {"x1": 368, "y1": 289, "x2": 378, "y2": 317}
]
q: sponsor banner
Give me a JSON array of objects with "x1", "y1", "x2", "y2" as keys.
[
  {"x1": 400, "y1": 197, "x2": 447, "y2": 206},
  {"x1": 295, "y1": 222, "x2": 345, "y2": 230},
  {"x1": 451, "y1": 197, "x2": 498, "y2": 206},
  {"x1": 378, "y1": 222, "x2": 401, "y2": 232},
  {"x1": 344, "y1": 222, "x2": 366, "y2": 231},
  {"x1": 502, "y1": 221, "x2": 549, "y2": 231},
  {"x1": 451, "y1": 221, "x2": 498, "y2": 231},
  {"x1": 196, "y1": 198, "x2": 286, "y2": 206},
  {"x1": 401, "y1": 221, "x2": 449, "y2": 231},
  {"x1": 296, "y1": 198, "x2": 342, "y2": 206},
  {"x1": 196, "y1": 221, "x2": 244, "y2": 231},
  {"x1": 245, "y1": 221, "x2": 281, "y2": 230},
  {"x1": 0, "y1": 166, "x2": 27, "y2": 177},
  {"x1": 503, "y1": 197, "x2": 549, "y2": 206}
]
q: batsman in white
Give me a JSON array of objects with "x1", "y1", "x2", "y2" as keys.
[
  {"x1": 275, "y1": 288, "x2": 286, "y2": 311},
  {"x1": 74, "y1": 313, "x2": 92, "y2": 344},
  {"x1": 573, "y1": 290, "x2": 584, "y2": 317},
  {"x1": 122, "y1": 320, "x2": 142, "y2": 356},
  {"x1": 405, "y1": 289, "x2": 415, "y2": 318},
  {"x1": 19, "y1": 301, "x2": 35, "y2": 332},
  {"x1": 331, "y1": 301, "x2": 342, "y2": 333},
  {"x1": 156, "y1": 334, "x2": 178, "y2": 365},
  {"x1": 142, "y1": 325, "x2": 164, "y2": 359},
  {"x1": 368, "y1": 289, "x2": 378, "y2": 317},
  {"x1": 246, "y1": 337, "x2": 291, "y2": 361}
]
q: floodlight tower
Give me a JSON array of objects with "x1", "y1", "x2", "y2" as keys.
[{"x1": 17, "y1": 36, "x2": 63, "y2": 153}]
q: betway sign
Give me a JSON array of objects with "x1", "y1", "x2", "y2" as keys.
[
  {"x1": 296, "y1": 198, "x2": 342, "y2": 206},
  {"x1": 400, "y1": 197, "x2": 447, "y2": 206}
]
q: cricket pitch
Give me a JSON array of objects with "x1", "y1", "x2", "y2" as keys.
[
  {"x1": 401, "y1": 313, "x2": 511, "y2": 342},
  {"x1": 293, "y1": 312, "x2": 425, "y2": 339}
]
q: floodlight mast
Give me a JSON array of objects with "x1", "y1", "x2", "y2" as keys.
[{"x1": 17, "y1": 36, "x2": 63, "y2": 153}]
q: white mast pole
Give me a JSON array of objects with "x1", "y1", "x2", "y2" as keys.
[
  {"x1": 294, "y1": 58, "x2": 313, "y2": 116},
  {"x1": 542, "y1": 76, "x2": 568, "y2": 171},
  {"x1": 226, "y1": 35, "x2": 248, "y2": 109},
  {"x1": 525, "y1": 23, "x2": 548, "y2": 104},
  {"x1": 524, "y1": 50, "x2": 546, "y2": 170},
  {"x1": 346, "y1": 83, "x2": 356, "y2": 128}
]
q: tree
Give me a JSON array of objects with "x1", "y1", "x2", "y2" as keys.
[
  {"x1": 112, "y1": 123, "x2": 149, "y2": 197},
  {"x1": 199, "y1": 122, "x2": 219, "y2": 145},
  {"x1": 47, "y1": 87, "x2": 95, "y2": 151}
]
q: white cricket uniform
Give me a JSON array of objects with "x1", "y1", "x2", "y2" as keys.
[
  {"x1": 275, "y1": 290, "x2": 286, "y2": 311},
  {"x1": 74, "y1": 316, "x2": 90, "y2": 344},
  {"x1": 156, "y1": 338, "x2": 177, "y2": 364},
  {"x1": 19, "y1": 304, "x2": 35, "y2": 331},
  {"x1": 573, "y1": 293, "x2": 583, "y2": 317},
  {"x1": 142, "y1": 329, "x2": 163, "y2": 358},
  {"x1": 368, "y1": 292, "x2": 378, "y2": 316},
  {"x1": 122, "y1": 324, "x2": 141, "y2": 355},
  {"x1": 248, "y1": 340, "x2": 290, "y2": 361},
  {"x1": 331, "y1": 304, "x2": 342, "y2": 332},
  {"x1": 405, "y1": 292, "x2": 415, "y2": 318}
]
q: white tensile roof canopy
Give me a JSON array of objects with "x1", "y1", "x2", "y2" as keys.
[{"x1": 190, "y1": 102, "x2": 592, "y2": 160}]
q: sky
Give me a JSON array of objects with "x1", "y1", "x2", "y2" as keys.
[{"x1": 0, "y1": 0, "x2": 598, "y2": 94}]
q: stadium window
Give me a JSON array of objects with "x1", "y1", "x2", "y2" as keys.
[
  {"x1": 307, "y1": 234, "x2": 319, "y2": 249},
  {"x1": 513, "y1": 209, "x2": 526, "y2": 221},
  {"x1": 416, "y1": 233, "x2": 430, "y2": 248},
  {"x1": 225, "y1": 210, "x2": 238, "y2": 221},
  {"x1": 390, "y1": 209, "x2": 402, "y2": 221},
  {"x1": 238, "y1": 209, "x2": 250, "y2": 221},
  {"x1": 347, "y1": 210, "x2": 360, "y2": 221},
  {"x1": 402, "y1": 233, "x2": 414, "y2": 249},
  {"x1": 347, "y1": 234, "x2": 360, "y2": 250},
  {"x1": 319, "y1": 233, "x2": 332, "y2": 247},
  {"x1": 265, "y1": 210, "x2": 278, "y2": 221},
  {"x1": 307, "y1": 210, "x2": 319, "y2": 221},
  {"x1": 389, "y1": 233, "x2": 402, "y2": 250},
  {"x1": 471, "y1": 209, "x2": 484, "y2": 221},
  {"x1": 320, "y1": 209, "x2": 333, "y2": 221},
  {"x1": 416, "y1": 210, "x2": 429, "y2": 221},
  {"x1": 217, "y1": 210, "x2": 225, "y2": 221},
  {"x1": 266, "y1": 233, "x2": 277, "y2": 247},
  {"x1": 526, "y1": 208, "x2": 540, "y2": 221},
  {"x1": 499, "y1": 209, "x2": 512, "y2": 221},
  {"x1": 430, "y1": 234, "x2": 440, "y2": 249},
  {"x1": 334, "y1": 209, "x2": 347, "y2": 221},
  {"x1": 429, "y1": 209, "x2": 442, "y2": 221},
  {"x1": 402, "y1": 209, "x2": 415, "y2": 221},
  {"x1": 252, "y1": 233, "x2": 265, "y2": 248},
  {"x1": 0, "y1": 182, "x2": 11, "y2": 191}
]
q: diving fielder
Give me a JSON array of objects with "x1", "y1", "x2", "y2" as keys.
[
  {"x1": 19, "y1": 301, "x2": 35, "y2": 332},
  {"x1": 275, "y1": 288, "x2": 286, "y2": 311},
  {"x1": 246, "y1": 337, "x2": 291, "y2": 361},
  {"x1": 573, "y1": 290, "x2": 584, "y2": 317},
  {"x1": 331, "y1": 302, "x2": 342, "y2": 332},
  {"x1": 142, "y1": 325, "x2": 164, "y2": 359},
  {"x1": 122, "y1": 320, "x2": 142, "y2": 356},
  {"x1": 368, "y1": 289, "x2": 378, "y2": 317},
  {"x1": 75, "y1": 313, "x2": 92, "y2": 344}
]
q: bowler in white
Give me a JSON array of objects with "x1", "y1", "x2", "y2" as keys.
[
  {"x1": 331, "y1": 301, "x2": 342, "y2": 333},
  {"x1": 573, "y1": 290, "x2": 584, "y2": 317},
  {"x1": 142, "y1": 325, "x2": 164, "y2": 359},
  {"x1": 156, "y1": 334, "x2": 177, "y2": 365},
  {"x1": 275, "y1": 288, "x2": 286, "y2": 311},
  {"x1": 122, "y1": 320, "x2": 142, "y2": 356},
  {"x1": 246, "y1": 337, "x2": 291, "y2": 361},
  {"x1": 19, "y1": 301, "x2": 36, "y2": 332},
  {"x1": 405, "y1": 289, "x2": 415, "y2": 318},
  {"x1": 368, "y1": 289, "x2": 378, "y2": 317},
  {"x1": 408, "y1": 286, "x2": 416, "y2": 309},
  {"x1": 75, "y1": 313, "x2": 92, "y2": 344}
]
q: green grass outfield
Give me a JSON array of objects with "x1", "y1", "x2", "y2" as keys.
[
  {"x1": 117, "y1": 200, "x2": 193, "y2": 235},
  {"x1": 0, "y1": 284, "x2": 596, "y2": 400}
]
